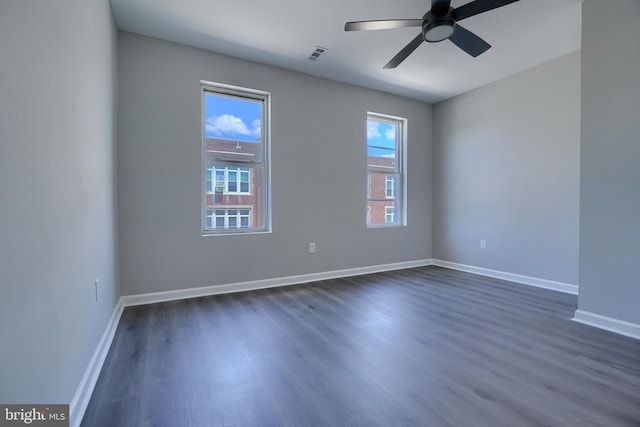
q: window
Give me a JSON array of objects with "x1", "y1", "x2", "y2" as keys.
[
  {"x1": 385, "y1": 207, "x2": 396, "y2": 224},
  {"x1": 206, "y1": 208, "x2": 251, "y2": 230},
  {"x1": 385, "y1": 175, "x2": 395, "y2": 198},
  {"x1": 202, "y1": 82, "x2": 270, "y2": 234},
  {"x1": 206, "y1": 166, "x2": 251, "y2": 194},
  {"x1": 366, "y1": 112, "x2": 406, "y2": 227}
]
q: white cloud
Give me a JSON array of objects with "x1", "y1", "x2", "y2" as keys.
[
  {"x1": 251, "y1": 119, "x2": 261, "y2": 137},
  {"x1": 385, "y1": 128, "x2": 396, "y2": 140},
  {"x1": 206, "y1": 114, "x2": 261, "y2": 139},
  {"x1": 368, "y1": 121, "x2": 396, "y2": 141},
  {"x1": 367, "y1": 121, "x2": 381, "y2": 139}
]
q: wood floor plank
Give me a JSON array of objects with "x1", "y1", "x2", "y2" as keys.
[{"x1": 81, "y1": 266, "x2": 640, "y2": 426}]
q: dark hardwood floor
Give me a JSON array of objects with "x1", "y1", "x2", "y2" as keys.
[{"x1": 81, "y1": 266, "x2": 640, "y2": 426}]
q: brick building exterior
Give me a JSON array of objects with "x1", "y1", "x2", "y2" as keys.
[
  {"x1": 205, "y1": 137, "x2": 265, "y2": 230},
  {"x1": 367, "y1": 154, "x2": 399, "y2": 225}
]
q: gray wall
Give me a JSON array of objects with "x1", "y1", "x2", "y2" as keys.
[
  {"x1": 433, "y1": 52, "x2": 581, "y2": 284},
  {"x1": 117, "y1": 33, "x2": 432, "y2": 296},
  {"x1": 0, "y1": 0, "x2": 119, "y2": 403},
  {"x1": 578, "y1": 0, "x2": 640, "y2": 324}
]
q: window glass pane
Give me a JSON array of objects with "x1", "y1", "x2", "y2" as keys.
[
  {"x1": 227, "y1": 171, "x2": 237, "y2": 192},
  {"x1": 367, "y1": 119, "x2": 398, "y2": 172},
  {"x1": 215, "y1": 169, "x2": 225, "y2": 187},
  {"x1": 206, "y1": 209, "x2": 213, "y2": 229},
  {"x1": 206, "y1": 166, "x2": 213, "y2": 192},
  {"x1": 203, "y1": 84, "x2": 269, "y2": 233},
  {"x1": 367, "y1": 114, "x2": 404, "y2": 227},
  {"x1": 203, "y1": 92, "x2": 264, "y2": 163}
]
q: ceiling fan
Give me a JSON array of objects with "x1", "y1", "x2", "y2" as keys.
[{"x1": 345, "y1": 0, "x2": 521, "y2": 69}]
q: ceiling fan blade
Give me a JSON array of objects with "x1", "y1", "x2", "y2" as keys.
[
  {"x1": 345, "y1": 19, "x2": 422, "y2": 32},
  {"x1": 453, "y1": 0, "x2": 520, "y2": 21},
  {"x1": 448, "y1": 24, "x2": 491, "y2": 57},
  {"x1": 431, "y1": 0, "x2": 452, "y2": 16},
  {"x1": 383, "y1": 33, "x2": 424, "y2": 69}
]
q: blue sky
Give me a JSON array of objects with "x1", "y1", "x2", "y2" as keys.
[
  {"x1": 367, "y1": 120, "x2": 397, "y2": 157},
  {"x1": 205, "y1": 93, "x2": 261, "y2": 142}
]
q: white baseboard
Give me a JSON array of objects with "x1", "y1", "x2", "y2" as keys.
[
  {"x1": 69, "y1": 299, "x2": 125, "y2": 427},
  {"x1": 122, "y1": 259, "x2": 434, "y2": 307},
  {"x1": 573, "y1": 309, "x2": 640, "y2": 340},
  {"x1": 432, "y1": 259, "x2": 579, "y2": 295}
]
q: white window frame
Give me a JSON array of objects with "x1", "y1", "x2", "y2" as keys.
[
  {"x1": 201, "y1": 81, "x2": 271, "y2": 235},
  {"x1": 366, "y1": 112, "x2": 407, "y2": 227}
]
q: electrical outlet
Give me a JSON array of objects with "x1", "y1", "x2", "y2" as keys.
[
  {"x1": 480, "y1": 240, "x2": 487, "y2": 250},
  {"x1": 309, "y1": 242, "x2": 316, "y2": 253},
  {"x1": 94, "y1": 278, "x2": 99, "y2": 302}
]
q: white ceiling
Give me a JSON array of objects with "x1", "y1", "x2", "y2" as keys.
[{"x1": 109, "y1": 0, "x2": 582, "y2": 103}]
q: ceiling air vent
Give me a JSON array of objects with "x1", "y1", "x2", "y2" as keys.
[{"x1": 309, "y1": 46, "x2": 329, "y2": 61}]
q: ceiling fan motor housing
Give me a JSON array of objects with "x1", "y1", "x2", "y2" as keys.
[{"x1": 423, "y1": 10, "x2": 456, "y2": 43}]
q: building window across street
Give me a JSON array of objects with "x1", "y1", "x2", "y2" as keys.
[
  {"x1": 206, "y1": 208, "x2": 251, "y2": 230},
  {"x1": 385, "y1": 207, "x2": 396, "y2": 224},
  {"x1": 206, "y1": 166, "x2": 251, "y2": 195},
  {"x1": 385, "y1": 175, "x2": 396, "y2": 198}
]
